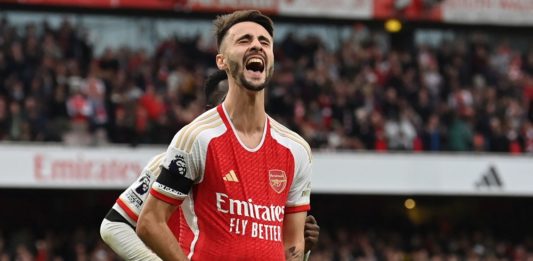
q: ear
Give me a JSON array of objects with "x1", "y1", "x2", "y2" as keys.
[{"x1": 216, "y1": 53, "x2": 227, "y2": 70}]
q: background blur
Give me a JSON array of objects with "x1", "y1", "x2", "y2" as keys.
[{"x1": 1, "y1": 0, "x2": 533, "y2": 260}]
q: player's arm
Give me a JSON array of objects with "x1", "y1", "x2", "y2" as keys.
[
  {"x1": 137, "y1": 132, "x2": 199, "y2": 261},
  {"x1": 283, "y1": 211, "x2": 307, "y2": 260},
  {"x1": 101, "y1": 153, "x2": 166, "y2": 261},
  {"x1": 137, "y1": 195, "x2": 187, "y2": 261},
  {"x1": 285, "y1": 138, "x2": 313, "y2": 261}
]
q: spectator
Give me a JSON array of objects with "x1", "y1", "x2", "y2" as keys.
[
  {"x1": 0, "y1": 96, "x2": 8, "y2": 140},
  {"x1": 1, "y1": 16, "x2": 533, "y2": 154},
  {"x1": 447, "y1": 113, "x2": 473, "y2": 151}
]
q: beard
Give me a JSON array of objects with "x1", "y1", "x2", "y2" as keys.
[{"x1": 228, "y1": 59, "x2": 273, "y2": 92}]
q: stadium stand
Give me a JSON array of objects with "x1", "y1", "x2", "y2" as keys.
[
  {"x1": 1, "y1": 16, "x2": 532, "y2": 152},
  {"x1": 1, "y1": 1, "x2": 533, "y2": 260},
  {"x1": 2, "y1": 191, "x2": 533, "y2": 260}
]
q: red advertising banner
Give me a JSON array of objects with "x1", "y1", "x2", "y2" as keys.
[
  {"x1": 373, "y1": 0, "x2": 442, "y2": 21},
  {"x1": 5, "y1": 0, "x2": 533, "y2": 26},
  {"x1": 10, "y1": 0, "x2": 184, "y2": 10}
]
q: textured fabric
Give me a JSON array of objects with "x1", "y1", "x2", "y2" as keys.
[
  {"x1": 100, "y1": 219, "x2": 162, "y2": 261},
  {"x1": 150, "y1": 104, "x2": 312, "y2": 260},
  {"x1": 108, "y1": 152, "x2": 182, "y2": 248},
  {"x1": 113, "y1": 153, "x2": 166, "y2": 226}
]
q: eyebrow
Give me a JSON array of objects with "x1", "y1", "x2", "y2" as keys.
[
  {"x1": 258, "y1": 35, "x2": 271, "y2": 44},
  {"x1": 234, "y1": 34, "x2": 271, "y2": 44},
  {"x1": 235, "y1": 34, "x2": 252, "y2": 43}
]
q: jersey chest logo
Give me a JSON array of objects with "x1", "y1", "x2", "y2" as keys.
[{"x1": 268, "y1": 169, "x2": 287, "y2": 194}]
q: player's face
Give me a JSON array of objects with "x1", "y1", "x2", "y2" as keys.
[{"x1": 220, "y1": 22, "x2": 274, "y2": 92}]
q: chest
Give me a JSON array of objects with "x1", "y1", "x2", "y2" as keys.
[{"x1": 201, "y1": 134, "x2": 295, "y2": 204}]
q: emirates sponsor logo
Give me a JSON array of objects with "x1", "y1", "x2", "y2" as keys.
[
  {"x1": 33, "y1": 154, "x2": 141, "y2": 183},
  {"x1": 215, "y1": 192, "x2": 284, "y2": 222},
  {"x1": 216, "y1": 192, "x2": 284, "y2": 242},
  {"x1": 268, "y1": 169, "x2": 287, "y2": 194}
]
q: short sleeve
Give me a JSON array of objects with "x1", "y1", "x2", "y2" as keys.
[
  {"x1": 285, "y1": 146, "x2": 312, "y2": 214},
  {"x1": 113, "y1": 153, "x2": 166, "y2": 224},
  {"x1": 149, "y1": 130, "x2": 203, "y2": 206}
]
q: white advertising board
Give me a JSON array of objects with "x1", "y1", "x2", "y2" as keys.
[
  {"x1": 442, "y1": 0, "x2": 533, "y2": 26},
  {"x1": 0, "y1": 145, "x2": 532, "y2": 196}
]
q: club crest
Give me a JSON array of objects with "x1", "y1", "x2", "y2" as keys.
[{"x1": 269, "y1": 169, "x2": 287, "y2": 194}]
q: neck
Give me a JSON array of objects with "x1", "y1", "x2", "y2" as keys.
[{"x1": 223, "y1": 79, "x2": 266, "y2": 134}]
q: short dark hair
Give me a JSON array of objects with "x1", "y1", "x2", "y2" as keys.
[
  {"x1": 204, "y1": 70, "x2": 228, "y2": 110},
  {"x1": 213, "y1": 10, "x2": 274, "y2": 51}
]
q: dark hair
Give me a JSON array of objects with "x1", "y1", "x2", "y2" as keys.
[
  {"x1": 213, "y1": 10, "x2": 274, "y2": 51},
  {"x1": 204, "y1": 70, "x2": 228, "y2": 110}
]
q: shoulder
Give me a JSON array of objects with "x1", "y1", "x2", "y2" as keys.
[
  {"x1": 171, "y1": 108, "x2": 226, "y2": 153},
  {"x1": 269, "y1": 116, "x2": 312, "y2": 163},
  {"x1": 143, "y1": 152, "x2": 166, "y2": 174}
]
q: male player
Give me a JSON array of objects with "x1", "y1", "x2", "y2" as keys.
[
  {"x1": 100, "y1": 70, "x2": 318, "y2": 260},
  {"x1": 100, "y1": 152, "x2": 319, "y2": 261},
  {"x1": 137, "y1": 10, "x2": 312, "y2": 260}
]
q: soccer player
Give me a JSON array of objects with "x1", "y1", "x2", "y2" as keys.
[
  {"x1": 136, "y1": 9, "x2": 312, "y2": 261},
  {"x1": 101, "y1": 69, "x2": 318, "y2": 260},
  {"x1": 100, "y1": 153, "x2": 319, "y2": 261}
]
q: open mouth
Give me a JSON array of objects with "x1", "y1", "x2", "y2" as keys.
[{"x1": 245, "y1": 57, "x2": 265, "y2": 73}]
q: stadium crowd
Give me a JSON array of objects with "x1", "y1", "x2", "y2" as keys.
[
  {"x1": 310, "y1": 229, "x2": 533, "y2": 261},
  {"x1": 1, "y1": 17, "x2": 533, "y2": 153},
  {"x1": 2, "y1": 224, "x2": 533, "y2": 260},
  {"x1": 0, "y1": 228, "x2": 117, "y2": 261},
  {"x1": 3, "y1": 11, "x2": 533, "y2": 261},
  {"x1": 1, "y1": 191, "x2": 532, "y2": 261}
]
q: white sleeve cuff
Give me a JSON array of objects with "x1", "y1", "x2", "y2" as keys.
[{"x1": 100, "y1": 219, "x2": 162, "y2": 261}]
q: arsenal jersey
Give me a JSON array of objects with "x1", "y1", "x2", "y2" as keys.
[{"x1": 150, "y1": 104, "x2": 312, "y2": 260}]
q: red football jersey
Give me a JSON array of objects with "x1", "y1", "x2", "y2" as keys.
[{"x1": 150, "y1": 104, "x2": 312, "y2": 260}]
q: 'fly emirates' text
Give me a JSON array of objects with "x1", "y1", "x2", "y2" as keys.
[{"x1": 216, "y1": 192, "x2": 283, "y2": 242}]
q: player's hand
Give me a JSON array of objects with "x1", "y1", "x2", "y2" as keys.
[{"x1": 304, "y1": 215, "x2": 319, "y2": 252}]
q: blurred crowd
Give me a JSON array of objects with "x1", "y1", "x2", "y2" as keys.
[
  {"x1": 310, "y1": 227, "x2": 533, "y2": 261},
  {"x1": 1, "y1": 190, "x2": 532, "y2": 261},
  {"x1": 0, "y1": 228, "x2": 118, "y2": 261},
  {"x1": 2, "y1": 226, "x2": 533, "y2": 261},
  {"x1": 1, "y1": 17, "x2": 533, "y2": 153}
]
